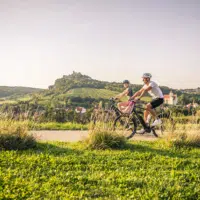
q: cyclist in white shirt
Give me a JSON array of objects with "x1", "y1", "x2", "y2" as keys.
[{"x1": 131, "y1": 73, "x2": 164, "y2": 132}]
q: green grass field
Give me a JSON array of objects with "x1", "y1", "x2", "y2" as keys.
[
  {"x1": 0, "y1": 95, "x2": 31, "y2": 105},
  {"x1": 18, "y1": 95, "x2": 32, "y2": 102},
  {"x1": 0, "y1": 99, "x2": 17, "y2": 105},
  {"x1": 0, "y1": 120, "x2": 88, "y2": 131},
  {"x1": 0, "y1": 88, "x2": 119, "y2": 105},
  {"x1": 29, "y1": 122, "x2": 88, "y2": 130},
  {"x1": 0, "y1": 141, "x2": 199, "y2": 199},
  {"x1": 64, "y1": 88, "x2": 119, "y2": 99},
  {"x1": 0, "y1": 87, "x2": 152, "y2": 107},
  {"x1": 65, "y1": 88, "x2": 151, "y2": 102}
]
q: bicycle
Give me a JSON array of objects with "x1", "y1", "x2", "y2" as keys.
[{"x1": 110, "y1": 98, "x2": 174, "y2": 139}]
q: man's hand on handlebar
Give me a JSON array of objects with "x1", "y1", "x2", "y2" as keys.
[{"x1": 129, "y1": 97, "x2": 140, "y2": 102}]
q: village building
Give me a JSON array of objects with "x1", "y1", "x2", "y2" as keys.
[
  {"x1": 75, "y1": 107, "x2": 87, "y2": 114},
  {"x1": 164, "y1": 91, "x2": 178, "y2": 105},
  {"x1": 186, "y1": 102, "x2": 199, "y2": 109}
]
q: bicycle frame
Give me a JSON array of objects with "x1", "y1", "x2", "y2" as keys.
[
  {"x1": 110, "y1": 99, "x2": 150, "y2": 130},
  {"x1": 109, "y1": 100, "x2": 122, "y2": 116},
  {"x1": 109, "y1": 98, "x2": 170, "y2": 137},
  {"x1": 131, "y1": 105, "x2": 150, "y2": 129}
]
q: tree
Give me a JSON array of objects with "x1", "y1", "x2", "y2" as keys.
[{"x1": 179, "y1": 94, "x2": 189, "y2": 105}]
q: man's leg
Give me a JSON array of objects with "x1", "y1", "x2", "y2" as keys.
[
  {"x1": 144, "y1": 107, "x2": 150, "y2": 123},
  {"x1": 149, "y1": 98, "x2": 164, "y2": 126},
  {"x1": 148, "y1": 102, "x2": 163, "y2": 127},
  {"x1": 145, "y1": 103, "x2": 157, "y2": 122},
  {"x1": 138, "y1": 104, "x2": 152, "y2": 134}
]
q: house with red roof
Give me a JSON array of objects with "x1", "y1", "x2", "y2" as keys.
[
  {"x1": 75, "y1": 107, "x2": 87, "y2": 114},
  {"x1": 164, "y1": 91, "x2": 178, "y2": 105}
]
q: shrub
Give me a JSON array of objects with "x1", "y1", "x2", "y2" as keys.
[
  {"x1": 85, "y1": 129, "x2": 127, "y2": 150},
  {"x1": 0, "y1": 120, "x2": 36, "y2": 150},
  {"x1": 166, "y1": 130, "x2": 200, "y2": 148},
  {"x1": 172, "y1": 132, "x2": 200, "y2": 148},
  {"x1": 196, "y1": 110, "x2": 200, "y2": 117}
]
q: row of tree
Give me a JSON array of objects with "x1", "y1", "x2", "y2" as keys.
[{"x1": 178, "y1": 94, "x2": 200, "y2": 105}]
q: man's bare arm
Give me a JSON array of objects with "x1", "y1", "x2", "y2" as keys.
[
  {"x1": 131, "y1": 86, "x2": 152, "y2": 100},
  {"x1": 131, "y1": 88, "x2": 144, "y2": 99},
  {"x1": 137, "y1": 86, "x2": 152, "y2": 99}
]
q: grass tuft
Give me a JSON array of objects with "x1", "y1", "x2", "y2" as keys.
[
  {"x1": 0, "y1": 120, "x2": 36, "y2": 150},
  {"x1": 85, "y1": 123, "x2": 127, "y2": 150}
]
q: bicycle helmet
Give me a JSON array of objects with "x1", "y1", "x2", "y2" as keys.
[
  {"x1": 142, "y1": 73, "x2": 152, "y2": 79},
  {"x1": 123, "y1": 80, "x2": 130, "y2": 84}
]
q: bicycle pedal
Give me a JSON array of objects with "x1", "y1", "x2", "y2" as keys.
[
  {"x1": 137, "y1": 129, "x2": 146, "y2": 134},
  {"x1": 145, "y1": 128, "x2": 152, "y2": 133}
]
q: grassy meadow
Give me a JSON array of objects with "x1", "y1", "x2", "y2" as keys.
[
  {"x1": 0, "y1": 141, "x2": 200, "y2": 199},
  {"x1": 0, "y1": 115, "x2": 200, "y2": 199}
]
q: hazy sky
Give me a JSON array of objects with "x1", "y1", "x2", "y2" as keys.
[{"x1": 0, "y1": 0, "x2": 199, "y2": 89}]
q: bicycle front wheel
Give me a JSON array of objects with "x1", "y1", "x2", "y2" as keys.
[{"x1": 113, "y1": 115, "x2": 137, "y2": 139}]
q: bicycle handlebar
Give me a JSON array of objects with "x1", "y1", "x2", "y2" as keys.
[
  {"x1": 110, "y1": 97, "x2": 137, "y2": 104},
  {"x1": 110, "y1": 97, "x2": 147, "y2": 106}
]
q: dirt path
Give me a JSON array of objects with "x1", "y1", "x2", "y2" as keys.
[{"x1": 30, "y1": 131, "x2": 158, "y2": 142}]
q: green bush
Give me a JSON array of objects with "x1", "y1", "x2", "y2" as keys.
[
  {"x1": 0, "y1": 133, "x2": 36, "y2": 150},
  {"x1": 174, "y1": 116, "x2": 200, "y2": 124},
  {"x1": 166, "y1": 130, "x2": 200, "y2": 149},
  {"x1": 85, "y1": 130, "x2": 127, "y2": 150},
  {"x1": 172, "y1": 132, "x2": 200, "y2": 148},
  {"x1": 0, "y1": 120, "x2": 36, "y2": 150}
]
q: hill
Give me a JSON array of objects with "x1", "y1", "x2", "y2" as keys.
[
  {"x1": 0, "y1": 72, "x2": 199, "y2": 108},
  {"x1": 49, "y1": 71, "x2": 181, "y2": 94},
  {"x1": 0, "y1": 86, "x2": 43, "y2": 99}
]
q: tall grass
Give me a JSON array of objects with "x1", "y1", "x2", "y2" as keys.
[
  {"x1": 166, "y1": 131, "x2": 200, "y2": 148},
  {"x1": 0, "y1": 120, "x2": 89, "y2": 131},
  {"x1": 0, "y1": 120, "x2": 36, "y2": 150},
  {"x1": 163, "y1": 119, "x2": 200, "y2": 148},
  {"x1": 85, "y1": 122, "x2": 127, "y2": 150}
]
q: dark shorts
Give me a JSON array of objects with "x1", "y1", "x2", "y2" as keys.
[{"x1": 150, "y1": 98, "x2": 164, "y2": 109}]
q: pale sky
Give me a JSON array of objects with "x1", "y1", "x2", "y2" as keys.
[{"x1": 0, "y1": 0, "x2": 199, "y2": 89}]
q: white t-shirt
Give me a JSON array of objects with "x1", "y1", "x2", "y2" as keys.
[{"x1": 143, "y1": 81, "x2": 164, "y2": 99}]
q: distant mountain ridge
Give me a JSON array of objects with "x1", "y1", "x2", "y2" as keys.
[{"x1": 0, "y1": 86, "x2": 43, "y2": 99}]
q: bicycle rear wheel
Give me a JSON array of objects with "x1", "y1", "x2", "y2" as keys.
[{"x1": 113, "y1": 115, "x2": 137, "y2": 139}]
